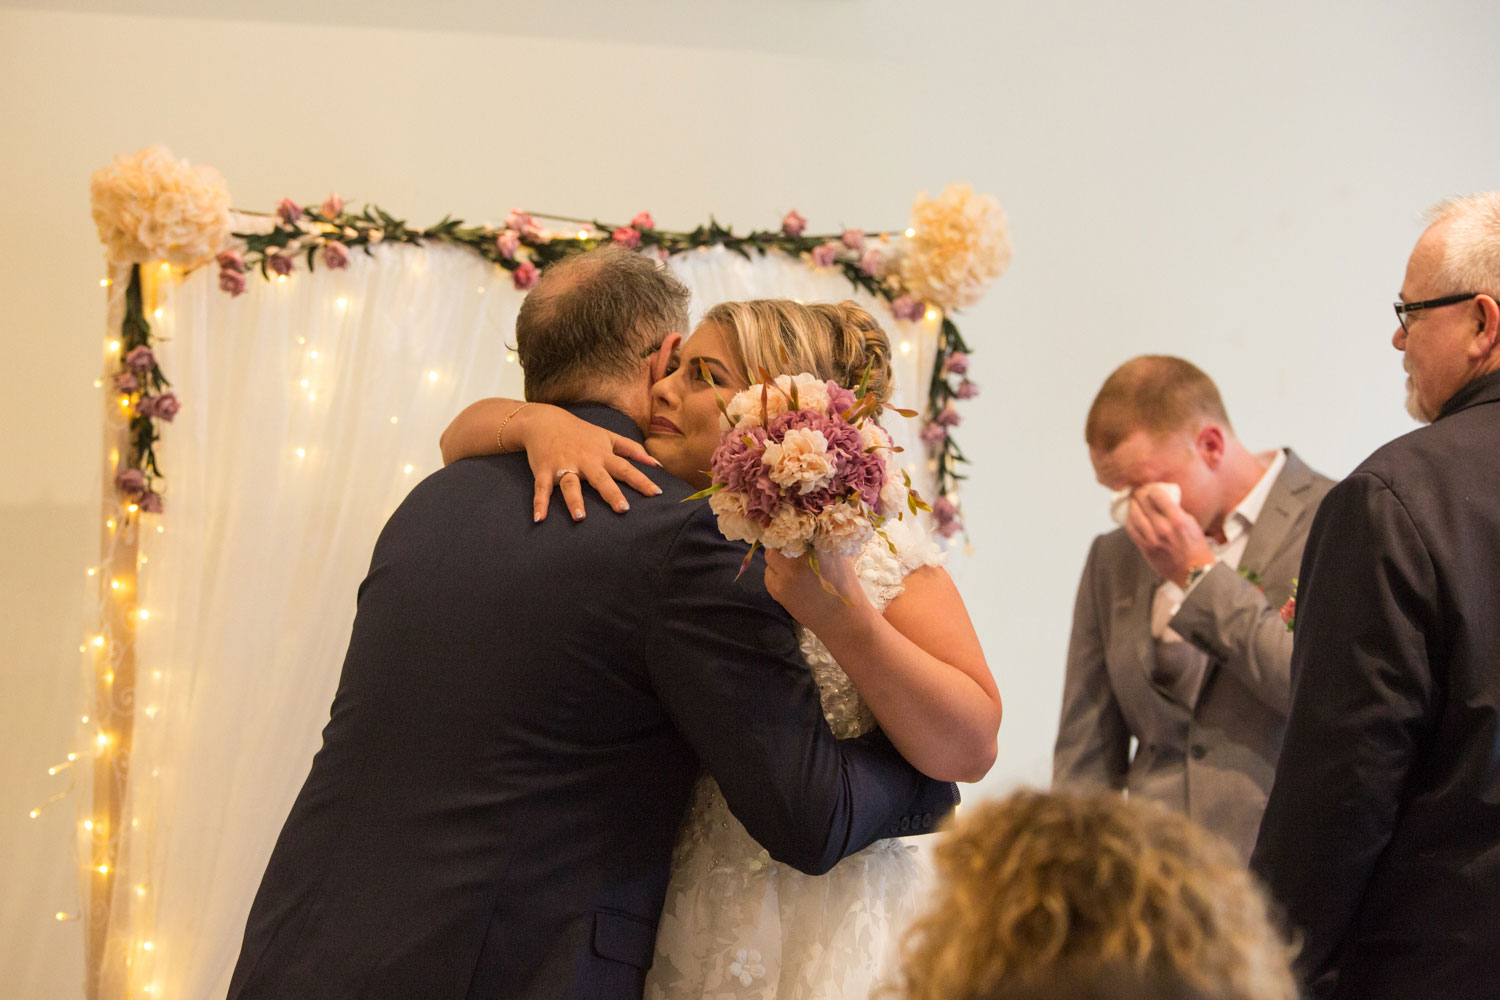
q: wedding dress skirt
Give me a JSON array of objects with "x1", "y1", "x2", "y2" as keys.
[{"x1": 646, "y1": 517, "x2": 944, "y2": 1000}]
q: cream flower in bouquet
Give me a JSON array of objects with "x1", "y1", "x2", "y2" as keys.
[
  {"x1": 898, "y1": 182, "x2": 1012, "y2": 311},
  {"x1": 90, "y1": 145, "x2": 232, "y2": 268},
  {"x1": 692, "y1": 371, "x2": 928, "y2": 576}
]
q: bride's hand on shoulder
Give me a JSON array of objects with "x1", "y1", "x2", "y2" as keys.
[
  {"x1": 438, "y1": 398, "x2": 664, "y2": 522},
  {"x1": 762, "y1": 548, "x2": 876, "y2": 635}
]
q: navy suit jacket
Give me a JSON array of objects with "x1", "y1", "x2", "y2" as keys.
[
  {"x1": 227, "y1": 404, "x2": 956, "y2": 1000},
  {"x1": 1252, "y1": 372, "x2": 1500, "y2": 999}
]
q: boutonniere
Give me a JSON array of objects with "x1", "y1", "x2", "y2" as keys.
[
  {"x1": 1279, "y1": 578, "x2": 1298, "y2": 632},
  {"x1": 1238, "y1": 567, "x2": 1265, "y2": 592}
]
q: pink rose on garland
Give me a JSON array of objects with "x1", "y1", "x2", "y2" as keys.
[
  {"x1": 115, "y1": 468, "x2": 147, "y2": 497},
  {"x1": 267, "y1": 251, "x2": 295, "y2": 276},
  {"x1": 842, "y1": 229, "x2": 865, "y2": 251},
  {"x1": 139, "y1": 491, "x2": 164, "y2": 514},
  {"x1": 113, "y1": 372, "x2": 140, "y2": 393},
  {"x1": 891, "y1": 295, "x2": 925, "y2": 322},
  {"x1": 496, "y1": 230, "x2": 520, "y2": 260},
  {"x1": 219, "y1": 268, "x2": 247, "y2": 296},
  {"x1": 811, "y1": 242, "x2": 839, "y2": 268},
  {"x1": 632, "y1": 211, "x2": 655, "y2": 230},
  {"x1": 139, "y1": 392, "x2": 181, "y2": 422},
  {"x1": 782, "y1": 210, "x2": 807, "y2": 237},
  {"x1": 943, "y1": 351, "x2": 970, "y2": 376},
  {"x1": 320, "y1": 192, "x2": 344, "y2": 218},
  {"x1": 506, "y1": 209, "x2": 544, "y2": 242},
  {"x1": 216, "y1": 249, "x2": 245, "y2": 273},
  {"x1": 512, "y1": 260, "x2": 539, "y2": 290},
  {"x1": 322, "y1": 240, "x2": 351, "y2": 270},
  {"x1": 935, "y1": 403, "x2": 962, "y2": 428},
  {"x1": 125, "y1": 345, "x2": 155, "y2": 373},
  {"x1": 920, "y1": 422, "x2": 947, "y2": 447},
  {"x1": 956, "y1": 379, "x2": 981, "y2": 400},
  {"x1": 276, "y1": 198, "x2": 302, "y2": 225},
  {"x1": 859, "y1": 248, "x2": 882, "y2": 277},
  {"x1": 612, "y1": 226, "x2": 641, "y2": 249}
]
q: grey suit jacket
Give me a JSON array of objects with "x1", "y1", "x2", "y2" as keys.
[{"x1": 1053, "y1": 450, "x2": 1335, "y2": 859}]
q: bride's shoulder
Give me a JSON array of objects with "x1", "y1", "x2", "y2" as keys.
[{"x1": 855, "y1": 515, "x2": 946, "y2": 599}]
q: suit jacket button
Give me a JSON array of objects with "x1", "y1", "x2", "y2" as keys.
[
  {"x1": 922, "y1": 813, "x2": 934, "y2": 828},
  {"x1": 899, "y1": 816, "x2": 911, "y2": 832},
  {"x1": 1190, "y1": 744, "x2": 1207, "y2": 760}
]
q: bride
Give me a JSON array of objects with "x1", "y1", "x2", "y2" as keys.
[{"x1": 440, "y1": 298, "x2": 1001, "y2": 998}]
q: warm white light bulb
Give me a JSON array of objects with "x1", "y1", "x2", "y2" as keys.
[
  {"x1": 296, "y1": 448, "x2": 306, "y2": 459},
  {"x1": 335, "y1": 297, "x2": 348, "y2": 310},
  {"x1": 91, "y1": 636, "x2": 104, "y2": 648},
  {"x1": 83, "y1": 820, "x2": 93, "y2": 831},
  {"x1": 427, "y1": 371, "x2": 439, "y2": 383},
  {"x1": 900, "y1": 341, "x2": 913, "y2": 354},
  {"x1": 309, "y1": 350, "x2": 319, "y2": 359},
  {"x1": 904, "y1": 228, "x2": 916, "y2": 238},
  {"x1": 506, "y1": 353, "x2": 516, "y2": 364},
  {"x1": 87, "y1": 568, "x2": 96, "y2": 577},
  {"x1": 96, "y1": 864, "x2": 109, "y2": 875},
  {"x1": 153, "y1": 309, "x2": 163, "y2": 320},
  {"x1": 390, "y1": 416, "x2": 398, "y2": 424},
  {"x1": 143, "y1": 941, "x2": 153, "y2": 952},
  {"x1": 100, "y1": 279, "x2": 110, "y2": 288},
  {"x1": 924, "y1": 308, "x2": 939, "y2": 322},
  {"x1": 108, "y1": 340, "x2": 121, "y2": 353},
  {"x1": 137, "y1": 609, "x2": 150, "y2": 622},
  {"x1": 403, "y1": 464, "x2": 414, "y2": 475}
]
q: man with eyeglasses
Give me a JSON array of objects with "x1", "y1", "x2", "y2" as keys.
[{"x1": 1252, "y1": 193, "x2": 1500, "y2": 1000}]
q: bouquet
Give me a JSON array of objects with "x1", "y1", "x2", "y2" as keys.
[{"x1": 689, "y1": 368, "x2": 929, "y2": 579}]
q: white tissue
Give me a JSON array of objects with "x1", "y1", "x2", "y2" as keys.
[{"x1": 1109, "y1": 482, "x2": 1182, "y2": 525}]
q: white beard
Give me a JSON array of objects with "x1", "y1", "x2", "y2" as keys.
[{"x1": 1404, "y1": 375, "x2": 1434, "y2": 424}]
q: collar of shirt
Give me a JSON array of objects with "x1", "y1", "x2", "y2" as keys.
[{"x1": 1212, "y1": 448, "x2": 1286, "y2": 555}]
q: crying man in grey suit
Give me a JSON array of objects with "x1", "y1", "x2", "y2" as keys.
[{"x1": 1052, "y1": 355, "x2": 1335, "y2": 860}]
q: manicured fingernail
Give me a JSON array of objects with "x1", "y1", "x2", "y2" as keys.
[
  {"x1": 650, "y1": 486, "x2": 662, "y2": 496},
  {"x1": 652, "y1": 458, "x2": 663, "y2": 467},
  {"x1": 534, "y1": 512, "x2": 542, "y2": 523},
  {"x1": 572, "y1": 509, "x2": 584, "y2": 520},
  {"x1": 617, "y1": 502, "x2": 630, "y2": 512}
]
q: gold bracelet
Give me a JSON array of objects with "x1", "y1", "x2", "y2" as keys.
[{"x1": 496, "y1": 402, "x2": 529, "y2": 454}]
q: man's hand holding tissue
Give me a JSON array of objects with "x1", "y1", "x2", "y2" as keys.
[{"x1": 1122, "y1": 484, "x2": 1215, "y2": 589}]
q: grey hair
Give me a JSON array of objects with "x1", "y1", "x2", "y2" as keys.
[
  {"x1": 1425, "y1": 192, "x2": 1500, "y2": 295},
  {"x1": 515, "y1": 245, "x2": 690, "y2": 403}
]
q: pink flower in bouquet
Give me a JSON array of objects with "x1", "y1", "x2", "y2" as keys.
[
  {"x1": 842, "y1": 228, "x2": 865, "y2": 251},
  {"x1": 216, "y1": 249, "x2": 245, "y2": 273},
  {"x1": 276, "y1": 198, "x2": 302, "y2": 225},
  {"x1": 113, "y1": 372, "x2": 140, "y2": 393},
  {"x1": 139, "y1": 392, "x2": 181, "y2": 422},
  {"x1": 891, "y1": 295, "x2": 925, "y2": 322},
  {"x1": 956, "y1": 378, "x2": 980, "y2": 400},
  {"x1": 1279, "y1": 595, "x2": 1296, "y2": 627},
  {"x1": 612, "y1": 226, "x2": 642, "y2": 249},
  {"x1": 496, "y1": 230, "x2": 520, "y2": 260},
  {"x1": 810, "y1": 242, "x2": 839, "y2": 268},
  {"x1": 711, "y1": 427, "x2": 778, "y2": 523},
  {"x1": 219, "y1": 268, "x2": 247, "y2": 296},
  {"x1": 631, "y1": 211, "x2": 655, "y2": 230},
  {"x1": 935, "y1": 403, "x2": 962, "y2": 428},
  {"x1": 512, "y1": 260, "x2": 539, "y2": 291},
  {"x1": 782, "y1": 210, "x2": 807, "y2": 237},
  {"x1": 920, "y1": 422, "x2": 948, "y2": 447},
  {"x1": 859, "y1": 248, "x2": 882, "y2": 277},
  {"x1": 943, "y1": 351, "x2": 970, "y2": 376},
  {"x1": 322, "y1": 240, "x2": 351, "y2": 270},
  {"x1": 139, "y1": 491, "x2": 164, "y2": 514},
  {"x1": 320, "y1": 192, "x2": 344, "y2": 218},
  {"x1": 267, "y1": 251, "x2": 295, "y2": 277},
  {"x1": 125, "y1": 345, "x2": 155, "y2": 373},
  {"x1": 115, "y1": 468, "x2": 147, "y2": 497}
]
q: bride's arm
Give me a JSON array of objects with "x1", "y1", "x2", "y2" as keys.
[
  {"x1": 439, "y1": 397, "x2": 663, "y2": 521},
  {"x1": 764, "y1": 552, "x2": 1000, "y2": 783}
]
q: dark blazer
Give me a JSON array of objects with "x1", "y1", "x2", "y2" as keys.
[
  {"x1": 1054, "y1": 452, "x2": 1333, "y2": 860},
  {"x1": 1252, "y1": 371, "x2": 1500, "y2": 999},
  {"x1": 226, "y1": 404, "x2": 956, "y2": 1000}
]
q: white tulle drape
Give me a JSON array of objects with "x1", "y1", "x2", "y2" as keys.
[{"x1": 94, "y1": 239, "x2": 942, "y2": 999}]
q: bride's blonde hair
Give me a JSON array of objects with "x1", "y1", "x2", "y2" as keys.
[{"x1": 702, "y1": 299, "x2": 895, "y2": 406}]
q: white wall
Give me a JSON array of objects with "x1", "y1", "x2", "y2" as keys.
[{"x1": 4, "y1": 2, "x2": 1499, "y2": 996}]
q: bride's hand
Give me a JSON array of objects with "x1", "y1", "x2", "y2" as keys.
[
  {"x1": 762, "y1": 548, "x2": 874, "y2": 634},
  {"x1": 438, "y1": 398, "x2": 664, "y2": 522},
  {"x1": 510, "y1": 405, "x2": 664, "y2": 522}
]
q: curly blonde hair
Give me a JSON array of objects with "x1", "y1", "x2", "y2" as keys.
[
  {"x1": 702, "y1": 299, "x2": 895, "y2": 406},
  {"x1": 896, "y1": 790, "x2": 1298, "y2": 1000}
]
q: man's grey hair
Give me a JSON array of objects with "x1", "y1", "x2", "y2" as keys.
[
  {"x1": 515, "y1": 245, "x2": 690, "y2": 403},
  {"x1": 1425, "y1": 192, "x2": 1500, "y2": 296}
]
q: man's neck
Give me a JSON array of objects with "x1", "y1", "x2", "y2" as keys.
[{"x1": 1206, "y1": 443, "x2": 1272, "y2": 542}]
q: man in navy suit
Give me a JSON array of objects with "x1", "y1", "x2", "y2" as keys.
[
  {"x1": 1252, "y1": 193, "x2": 1500, "y2": 998},
  {"x1": 226, "y1": 246, "x2": 956, "y2": 1000}
]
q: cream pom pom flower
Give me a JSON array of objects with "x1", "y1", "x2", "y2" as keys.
[
  {"x1": 709, "y1": 490, "x2": 761, "y2": 546},
  {"x1": 91, "y1": 145, "x2": 232, "y2": 269},
  {"x1": 724, "y1": 373, "x2": 830, "y2": 430},
  {"x1": 761, "y1": 506, "x2": 817, "y2": 556},
  {"x1": 814, "y1": 503, "x2": 875, "y2": 557},
  {"x1": 762, "y1": 427, "x2": 836, "y2": 494},
  {"x1": 898, "y1": 182, "x2": 1011, "y2": 311}
]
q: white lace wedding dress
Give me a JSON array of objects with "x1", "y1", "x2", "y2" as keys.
[{"x1": 645, "y1": 516, "x2": 945, "y2": 1000}]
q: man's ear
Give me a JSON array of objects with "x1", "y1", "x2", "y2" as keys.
[
  {"x1": 648, "y1": 332, "x2": 683, "y2": 383},
  {"x1": 1469, "y1": 295, "x2": 1500, "y2": 361},
  {"x1": 1196, "y1": 423, "x2": 1226, "y2": 468}
]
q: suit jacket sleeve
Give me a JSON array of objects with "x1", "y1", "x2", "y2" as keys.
[
  {"x1": 1053, "y1": 535, "x2": 1131, "y2": 790},
  {"x1": 1250, "y1": 472, "x2": 1438, "y2": 993},
  {"x1": 637, "y1": 504, "x2": 958, "y2": 877},
  {"x1": 1170, "y1": 562, "x2": 1293, "y2": 715}
]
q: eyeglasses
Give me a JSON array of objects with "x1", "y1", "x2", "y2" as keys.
[{"x1": 1393, "y1": 293, "x2": 1480, "y2": 335}]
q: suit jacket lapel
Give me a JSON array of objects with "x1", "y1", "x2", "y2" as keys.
[{"x1": 1238, "y1": 449, "x2": 1315, "y2": 580}]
